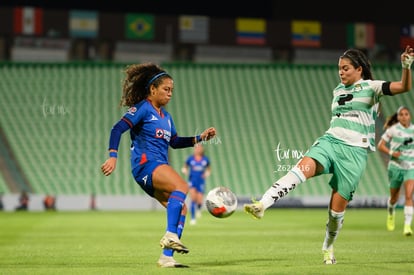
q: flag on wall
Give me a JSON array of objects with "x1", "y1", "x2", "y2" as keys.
[
  {"x1": 126, "y1": 13, "x2": 154, "y2": 40},
  {"x1": 347, "y1": 23, "x2": 375, "y2": 49},
  {"x1": 69, "y1": 10, "x2": 98, "y2": 38},
  {"x1": 236, "y1": 18, "x2": 266, "y2": 45},
  {"x1": 291, "y1": 20, "x2": 321, "y2": 47},
  {"x1": 400, "y1": 25, "x2": 414, "y2": 49},
  {"x1": 13, "y1": 6, "x2": 43, "y2": 35},
  {"x1": 179, "y1": 15, "x2": 209, "y2": 43}
]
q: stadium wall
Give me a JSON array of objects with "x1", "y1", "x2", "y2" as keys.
[{"x1": 0, "y1": 194, "x2": 393, "y2": 212}]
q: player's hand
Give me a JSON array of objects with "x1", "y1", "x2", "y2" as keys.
[
  {"x1": 401, "y1": 45, "x2": 414, "y2": 69},
  {"x1": 201, "y1": 127, "x2": 216, "y2": 141},
  {"x1": 101, "y1": 158, "x2": 117, "y2": 176}
]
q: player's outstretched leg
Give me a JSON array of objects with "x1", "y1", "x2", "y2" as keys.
[
  {"x1": 244, "y1": 166, "x2": 306, "y2": 219},
  {"x1": 244, "y1": 200, "x2": 264, "y2": 219}
]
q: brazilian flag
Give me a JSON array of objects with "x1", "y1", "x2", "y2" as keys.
[{"x1": 125, "y1": 13, "x2": 154, "y2": 40}]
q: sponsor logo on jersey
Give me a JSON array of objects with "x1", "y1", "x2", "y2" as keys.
[
  {"x1": 155, "y1": 128, "x2": 172, "y2": 142},
  {"x1": 127, "y1": 107, "x2": 137, "y2": 115},
  {"x1": 155, "y1": 129, "x2": 164, "y2": 138},
  {"x1": 354, "y1": 84, "x2": 362, "y2": 92}
]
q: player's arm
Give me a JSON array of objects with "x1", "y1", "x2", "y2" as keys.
[
  {"x1": 377, "y1": 136, "x2": 400, "y2": 158},
  {"x1": 203, "y1": 167, "x2": 211, "y2": 179},
  {"x1": 377, "y1": 138, "x2": 391, "y2": 155},
  {"x1": 101, "y1": 119, "x2": 130, "y2": 176},
  {"x1": 389, "y1": 45, "x2": 414, "y2": 95},
  {"x1": 181, "y1": 163, "x2": 189, "y2": 175},
  {"x1": 170, "y1": 127, "x2": 216, "y2": 148}
]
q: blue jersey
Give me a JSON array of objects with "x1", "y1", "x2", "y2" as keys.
[
  {"x1": 108, "y1": 99, "x2": 197, "y2": 176},
  {"x1": 185, "y1": 155, "x2": 210, "y2": 187},
  {"x1": 122, "y1": 100, "x2": 177, "y2": 169}
]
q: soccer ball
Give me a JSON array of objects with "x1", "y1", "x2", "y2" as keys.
[{"x1": 205, "y1": 186, "x2": 238, "y2": 218}]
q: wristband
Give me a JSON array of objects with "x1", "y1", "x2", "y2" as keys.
[
  {"x1": 109, "y1": 151, "x2": 118, "y2": 158},
  {"x1": 402, "y1": 55, "x2": 414, "y2": 69},
  {"x1": 389, "y1": 150, "x2": 394, "y2": 157},
  {"x1": 196, "y1": 135, "x2": 202, "y2": 143}
]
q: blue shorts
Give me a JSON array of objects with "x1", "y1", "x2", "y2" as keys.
[
  {"x1": 305, "y1": 134, "x2": 368, "y2": 201},
  {"x1": 189, "y1": 180, "x2": 206, "y2": 193},
  {"x1": 132, "y1": 160, "x2": 166, "y2": 197}
]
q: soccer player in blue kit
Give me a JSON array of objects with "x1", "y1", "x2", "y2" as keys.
[
  {"x1": 101, "y1": 62, "x2": 216, "y2": 268},
  {"x1": 182, "y1": 144, "x2": 211, "y2": 225}
]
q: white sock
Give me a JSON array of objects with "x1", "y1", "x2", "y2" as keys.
[
  {"x1": 260, "y1": 166, "x2": 306, "y2": 209},
  {"x1": 387, "y1": 198, "x2": 396, "y2": 215},
  {"x1": 404, "y1": 206, "x2": 413, "y2": 225},
  {"x1": 322, "y1": 209, "x2": 345, "y2": 251}
]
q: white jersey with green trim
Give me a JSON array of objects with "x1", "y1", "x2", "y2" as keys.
[
  {"x1": 326, "y1": 79, "x2": 386, "y2": 152},
  {"x1": 381, "y1": 122, "x2": 414, "y2": 170}
]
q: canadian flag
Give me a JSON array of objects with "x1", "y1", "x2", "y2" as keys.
[{"x1": 14, "y1": 6, "x2": 43, "y2": 35}]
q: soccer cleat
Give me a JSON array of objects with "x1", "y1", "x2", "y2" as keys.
[
  {"x1": 196, "y1": 210, "x2": 202, "y2": 219},
  {"x1": 160, "y1": 232, "x2": 189, "y2": 254},
  {"x1": 190, "y1": 219, "x2": 196, "y2": 225},
  {"x1": 403, "y1": 224, "x2": 413, "y2": 236},
  {"x1": 157, "y1": 254, "x2": 189, "y2": 268},
  {"x1": 323, "y1": 249, "x2": 337, "y2": 265},
  {"x1": 387, "y1": 213, "x2": 395, "y2": 231},
  {"x1": 244, "y1": 200, "x2": 264, "y2": 219}
]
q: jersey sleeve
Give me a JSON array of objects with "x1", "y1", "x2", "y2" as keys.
[
  {"x1": 108, "y1": 119, "x2": 130, "y2": 150},
  {"x1": 368, "y1": 80, "x2": 387, "y2": 96},
  {"x1": 122, "y1": 103, "x2": 147, "y2": 127},
  {"x1": 108, "y1": 102, "x2": 147, "y2": 151},
  {"x1": 381, "y1": 127, "x2": 394, "y2": 143}
]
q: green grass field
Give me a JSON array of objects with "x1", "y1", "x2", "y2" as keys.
[{"x1": 1, "y1": 208, "x2": 413, "y2": 275}]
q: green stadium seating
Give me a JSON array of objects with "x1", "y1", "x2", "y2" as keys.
[
  {"x1": 0, "y1": 62, "x2": 411, "y2": 199},
  {"x1": 0, "y1": 173, "x2": 8, "y2": 193}
]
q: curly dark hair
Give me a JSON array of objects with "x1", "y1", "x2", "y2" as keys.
[{"x1": 119, "y1": 62, "x2": 172, "y2": 107}]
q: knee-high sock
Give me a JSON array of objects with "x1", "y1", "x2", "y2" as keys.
[
  {"x1": 177, "y1": 213, "x2": 186, "y2": 238},
  {"x1": 322, "y1": 209, "x2": 345, "y2": 251},
  {"x1": 191, "y1": 201, "x2": 196, "y2": 220},
  {"x1": 388, "y1": 198, "x2": 396, "y2": 215},
  {"x1": 404, "y1": 206, "x2": 413, "y2": 225},
  {"x1": 166, "y1": 191, "x2": 186, "y2": 234},
  {"x1": 260, "y1": 166, "x2": 306, "y2": 209},
  {"x1": 164, "y1": 214, "x2": 186, "y2": 257}
]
